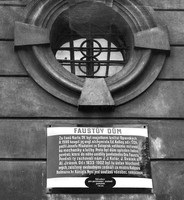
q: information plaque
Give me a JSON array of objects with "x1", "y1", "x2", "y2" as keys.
[{"x1": 47, "y1": 125, "x2": 152, "y2": 193}]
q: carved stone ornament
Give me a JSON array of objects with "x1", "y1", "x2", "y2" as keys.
[{"x1": 14, "y1": 0, "x2": 170, "y2": 108}]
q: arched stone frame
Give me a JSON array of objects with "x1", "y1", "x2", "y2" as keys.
[{"x1": 14, "y1": 0, "x2": 170, "y2": 108}]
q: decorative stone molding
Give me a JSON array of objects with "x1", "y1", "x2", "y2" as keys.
[{"x1": 14, "y1": 0, "x2": 170, "y2": 107}]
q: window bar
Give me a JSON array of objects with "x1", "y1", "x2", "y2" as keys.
[
  {"x1": 58, "y1": 47, "x2": 127, "y2": 51},
  {"x1": 86, "y1": 39, "x2": 94, "y2": 76},
  {"x1": 70, "y1": 31, "x2": 75, "y2": 74},
  {"x1": 58, "y1": 60, "x2": 126, "y2": 64},
  {"x1": 106, "y1": 33, "x2": 111, "y2": 77}
]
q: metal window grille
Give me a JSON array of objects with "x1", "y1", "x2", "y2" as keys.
[{"x1": 55, "y1": 33, "x2": 128, "y2": 78}]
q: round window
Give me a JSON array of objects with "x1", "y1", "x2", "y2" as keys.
[
  {"x1": 15, "y1": 0, "x2": 170, "y2": 106},
  {"x1": 49, "y1": 4, "x2": 132, "y2": 81}
]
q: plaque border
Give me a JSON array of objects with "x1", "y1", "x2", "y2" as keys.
[{"x1": 46, "y1": 124, "x2": 153, "y2": 194}]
